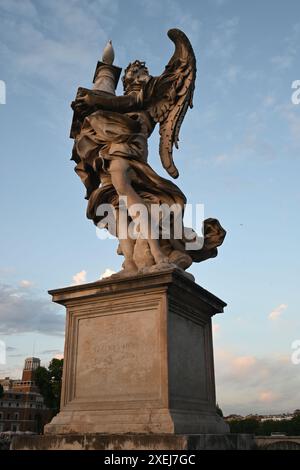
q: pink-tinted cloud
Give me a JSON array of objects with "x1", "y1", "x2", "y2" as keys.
[
  {"x1": 268, "y1": 303, "x2": 287, "y2": 321},
  {"x1": 214, "y1": 346, "x2": 300, "y2": 415},
  {"x1": 72, "y1": 270, "x2": 87, "y2": 285},
  {"x1": 259, "y1": 390, "x2": 279, "y2": 403},
  {"x1": 233, "y1": 355, "x2": 256, "y2": 372}
]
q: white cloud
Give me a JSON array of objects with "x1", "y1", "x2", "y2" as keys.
[
  {"x1": 214, "y1": 128, "x2": 278, "y2": 167},
  {"x1": 0, "y1": 0, "x2": 38, "y2": 19},
  {"x1": 20, "y1": 279, "x2": 34, "y2": 288},
  {"x1": 40, "y1": 349, "x2": 62, "y2": 355},
  {"x1": 225, "y1": 65, "x2": 240, "y2": 83},
  {"x1": 268, "y1": 303, "x2": 287, "y2": 321},
  {"x1": 100, "y1": 268, "x2": 116, "y2": 279},
  {"x1": 0, "y1": 0, "x2": 118, "y2": 91},
  {"x1": 213, "y1": 0, "x2": 228, "y2": 5},
  {"x1": 263, "y1": 95, "x2": 276, "y2": 107},
  {"x1": 271, "y1": 55, "x2": 293, "y2": 69},
  {"x1": 270, "y1": 23, "x2": 300, "y2": 70},
  {"x1": 0, "y1": 366, "x2": 23, "y2": 380},
  {"x1": 72, "y1": 270, "x2": 87, "y2": 285},
  {"x1": 214, "y1": 153, "x2": 229, "y2": 165},
  {"x1": 283, "y1": 108, "x2": 300, "y2": 146},
  {"x1": 206, "y1": 17, "x2": 239, "y2": 60}
]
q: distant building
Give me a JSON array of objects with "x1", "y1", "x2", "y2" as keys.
[
  {"x1": 12, "y1": 357, "x2": 41, "y2": 393},
  {"x1": 0, "y1": 377, "x2": 13, "y2": 391},
  {"x1": 260, "y1": 414, "x2": 294, "y2": 422},
  {"x1": 0, "y1": 357, "x2": 53, "y2": 433},
  {"x1": 224, "y1": 414, "x2": 244, "y2": 422},
  {"x1": 224, "y1": 413, "x2": 295, "y2": 423}
]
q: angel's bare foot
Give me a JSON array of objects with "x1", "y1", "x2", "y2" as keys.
[
  {"x1": 149, "y1": 261, "x2": 177, "y2": 273},
  {"x1": 122, "y1": 259, "x2": 138, "y2": 274},
  {"x1": 155, "y1": 255, "x2": 169, "y2": 264},
  {"x1": 138, "y1": 265, "x2": 152, "y2": 274},
  {"x1": 109, "y1": 260, "x2": 138, "y2": 279},
  {"x1": 149, "y1": 244, "x2": 168, "y2": 265}
]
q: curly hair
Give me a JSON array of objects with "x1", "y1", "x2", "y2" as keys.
[{"x1": 122, "y1": 60, "x2": 149, "y2": 91}]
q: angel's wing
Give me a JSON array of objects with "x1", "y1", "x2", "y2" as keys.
[{"x1": 145, "y1": 29, "x2": 196, "y2": 178}]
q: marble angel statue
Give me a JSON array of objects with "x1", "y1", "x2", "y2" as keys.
[{"x1": 70, "y1": 28, "x2": 226, "y2": 277}]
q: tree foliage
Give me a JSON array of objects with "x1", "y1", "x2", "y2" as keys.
[
  {"x1": 34, "y1": 358, "x2": 63, "y2": 414},
  {"x1": 229, "y1": 415, "x2": 300, "y2": 436},
  {"x1": 216, "y1": 403, "x2": 223, "y2": 417}
]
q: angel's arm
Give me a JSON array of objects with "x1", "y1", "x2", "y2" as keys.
[{"x1": 72, "y1": 87, "x2": 143, "y2": 114}]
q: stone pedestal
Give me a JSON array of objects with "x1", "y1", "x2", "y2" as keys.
[
  {"x1": 44, "y1": 269, "x2": 228, "y2": 435},
  {"x1": 11, "y1": 433, "x2": 255, "y2": 450}
]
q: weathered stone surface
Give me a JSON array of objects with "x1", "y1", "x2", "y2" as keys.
[
  {"x1": 11, "y1": 433, "x2": 255, "y2": 450},
  {"x1": 255, "y1": 436, "x2": 300, "y2": 450},
  {"x1": 44, "y1": 269, "x2": 228, "y2": 436}
]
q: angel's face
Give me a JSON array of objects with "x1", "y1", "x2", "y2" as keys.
[{"x1": 123, "y1": 61, "x2": 150, "y2": 92}]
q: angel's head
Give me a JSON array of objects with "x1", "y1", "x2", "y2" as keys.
[{"x1": 123, "y1": 60, "x2": 150, "y2": 93}]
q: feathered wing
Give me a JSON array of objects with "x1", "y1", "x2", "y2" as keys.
[{"x1": 145, "y1": 29, "x2": 196, "y2": 178}]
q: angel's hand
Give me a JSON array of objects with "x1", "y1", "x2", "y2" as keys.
[{"x1": 75, "y1": 92, "x2": 99, "y2": 108}]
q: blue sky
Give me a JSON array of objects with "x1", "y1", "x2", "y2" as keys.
[{"x1": 0, "y1": 0, "x2": 299, "y2": 415}]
